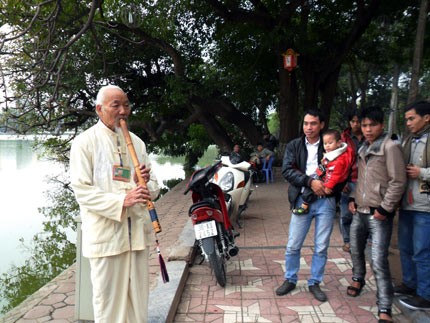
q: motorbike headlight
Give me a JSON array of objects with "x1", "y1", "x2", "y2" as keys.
[{"x1": 219, "y1": 172, "x2": 234, "y2": 192}]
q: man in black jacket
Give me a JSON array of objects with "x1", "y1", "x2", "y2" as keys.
[{"x1": 276, "y1": 109, "x2": 336, "y2": 302}]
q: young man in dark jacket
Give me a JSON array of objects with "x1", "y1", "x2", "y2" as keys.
[
  {"x1": 276, "y1": 110, "x2": 338, "y2": 303},
  {"x1": 347, "y1": 106, "x2": 406, "y2": 322}
]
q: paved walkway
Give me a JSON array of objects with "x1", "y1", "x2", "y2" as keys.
[{"x1": 2, "y1": 168, "x2": 430, "y2": 322}]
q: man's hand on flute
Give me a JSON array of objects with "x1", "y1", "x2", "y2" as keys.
[
  {"x1": 124, "y1": 186, "x2": 151, "y2": 208},
  {"x1": 134, "y1": 163, "x2": 151, "y2": 183}
]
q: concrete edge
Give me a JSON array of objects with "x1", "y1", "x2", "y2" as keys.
[
  {"x1": 148, "y1": 261, "x2": 189, "y2": 323},
  {"x1": 148, "y1": 216, "x2": 196, "y2": 323}
]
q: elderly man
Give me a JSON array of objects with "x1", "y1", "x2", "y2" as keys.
[{"x1": 70, "y1": 85, "x2": 160, "y2": 322}]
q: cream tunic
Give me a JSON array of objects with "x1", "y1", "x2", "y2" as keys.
[{"x1": 70, "y1": 120, "x2": 160, "y2": 258}]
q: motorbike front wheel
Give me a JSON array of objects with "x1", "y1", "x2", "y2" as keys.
[{"x1": 204, "y1": 237, "x2": 227, "y2": 287}]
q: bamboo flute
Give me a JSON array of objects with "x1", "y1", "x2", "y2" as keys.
[{"x1": 119, "y1": 118, "x2": 162, "y2": 233}]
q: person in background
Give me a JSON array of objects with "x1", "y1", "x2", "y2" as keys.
[
  {"x1": 230, "y1": 144, "x2": 244, "y2": 164},
  {"x1": 347, "y1": 106, "x2": 406, "y2": 323},
  {"x1": 292, "y1": 129, "x2": 353, "y2": 215},
  {"x1": 249, "y1": 143, "x2": 275, "y2": 182},
  {"x1": 249, "y1": 143, "x2": 274, "y2": 167},
  {"x1": 276, "y1": 109, "x2": 335, "y2": 303},
  {"x1": 70, "y1": 85, "x2": 160, "y2": 322},
  {"x1": 339, "y1": 111, "x2": 364, "y2": 252},
  {"x1": 263, "y1": 131, "x2": 279, "y2": 151},
  {"x1": 395, "y1": 100, "x2": 430, "y2": 311}
]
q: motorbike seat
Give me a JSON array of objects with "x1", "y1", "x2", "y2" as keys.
[{"x1": 189, "y1": 200, "x2": 218, "y2": 215}]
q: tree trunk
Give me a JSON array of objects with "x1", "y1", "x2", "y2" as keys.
[
  {"x1": 408, "y1": 0, "x2": 429, "y2": 104},
  {"x1": 190, "y1": 104, "x2": 233, "y2": 153},
  {"x1": 319, "y1": 67, "x2": 341, "y2": 128},
  {"x1": 388, "y1": 64, "x2": 400, "y2": 137},
  {"x1": 278, "y1": 63, "x2": 300, "y2": 159},
  {"x1": 189, "y1": 95, "x2": 266, "y2": 152}
]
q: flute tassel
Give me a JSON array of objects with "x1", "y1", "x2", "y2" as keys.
[{"x1": 157, "y1": 239, "x2": 169, "y2": 283}]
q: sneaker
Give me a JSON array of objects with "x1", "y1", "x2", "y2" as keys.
[
  {"x1": 309, "y1": 283, "x2": 327, "y2": 302},
  {"x1": 292, "y1": 207, "x2": 309, "y2": 215},
  {"x1": 394, "y1": 283, "x2": 416, "y2": 296},
  {"x1": 399, "y1": 296, "x2": 430, "y2": 311},
  {"x1": 276, "y1": 280, "x2": 296, "y2": 296}
]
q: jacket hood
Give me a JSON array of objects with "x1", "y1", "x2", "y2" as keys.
[{"x1": 324, "y1": 142, "x2": 348, "y2": 161}]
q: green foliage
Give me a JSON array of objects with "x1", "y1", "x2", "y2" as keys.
[
  {"x1": 268, "y1": 112, "x2": 280, "y2": 136},
  {"x1": 1, "y1": 0, "x2": 429, "y2": 158},
  {"x1": 156, "y1": 177, "x2": 184, "y2": 199},
  {"x1": 197, "y1": 145, "x2": 219, "y2": 167}
]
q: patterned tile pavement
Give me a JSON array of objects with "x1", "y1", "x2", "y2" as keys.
[
  {"x1": 172, "y1": 173, "x2": 421, "y2": 323},
  {"x1": 1, "y1": 168, "x2": 429, "y2": 322}
]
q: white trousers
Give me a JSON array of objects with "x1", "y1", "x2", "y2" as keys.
[{"x1": 89, "y1": 249, "x2": 149, "y2": 323}]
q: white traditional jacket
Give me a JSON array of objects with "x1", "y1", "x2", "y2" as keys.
[{"x1": 70, "y1": 121, "x2": 160, "y2": 258}]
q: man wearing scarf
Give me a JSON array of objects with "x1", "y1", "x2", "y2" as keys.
[{"x1": 396, "y1": 100, "x2": 430, "y2": 311}]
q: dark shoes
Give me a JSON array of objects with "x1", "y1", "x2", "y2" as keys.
[
  {"x1": 394, "y1": 283, "x2": 416, "y2": 296},
  {"x1": 347, "y1": 278, "x2": 365, "y2": 297},
  {"x1": 399, "y1": 296, "x2": 430, "y2": 311},
  {"x1": 378, "y1": 308, "x2": 393, "y2": 323},
  {"x1": 276, "y1": 280, "x2": 296, "y2": 296},
  {"x1": 309, "y1": 283, "x2": 327, "y2": 302}
]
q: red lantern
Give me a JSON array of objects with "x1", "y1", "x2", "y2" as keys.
[{"x1": 283, "y1": 48, "x2": 299, "y2": 72}]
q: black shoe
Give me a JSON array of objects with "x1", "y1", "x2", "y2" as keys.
[
  {"x1": 276, "y1": 280, "x2": 296, "y2": 296},
  {"x1": 394, "y1": 283, "x2": 416, "y2": 296},
  {"x1": 399, "y1": 296, "x2": 430, "y2": 311},
  {"x1": 309, "y1": 283, "x2": 327, "y2": 302},
  {"x1": 378, "y1": 308, "x2": 392, "y2": 323}
]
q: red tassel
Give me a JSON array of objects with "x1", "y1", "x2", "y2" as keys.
[{"x1": 156, "y1": 240, "x2": 169, "y2": 283}]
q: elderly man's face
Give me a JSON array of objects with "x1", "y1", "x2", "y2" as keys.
[{"x1": 96, "y1": 88, "x2": 131, "y2": 130}]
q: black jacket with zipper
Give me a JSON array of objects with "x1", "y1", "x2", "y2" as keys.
[{"x1": 281, "y1": 135, "x2": 324, "y2": 209}]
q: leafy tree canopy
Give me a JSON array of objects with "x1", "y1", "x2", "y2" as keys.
[{"x1": 0, "y1": 0, "x2": 427, "y2": 164}]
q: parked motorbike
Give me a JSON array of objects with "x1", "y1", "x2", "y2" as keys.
[
  {"x1": 184, "y1": 160, "x2": 239, "y2": 287},
  {"x1": 212, "y1": 155, "x2": 253, "y2": 228}
]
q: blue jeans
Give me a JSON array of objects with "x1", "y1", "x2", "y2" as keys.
[
  {"x1": 398, "y1": 210, "x2": 430, "y2": 300},
  {"x1": 339, "y1": 182, "x2": 355, "y2": 244},
  {"x1": 350, "y1": 212, "x2": 393, "y2": 311},
  {"x1": 284, "y1": 195, "x2": 336, "y2": 286}
]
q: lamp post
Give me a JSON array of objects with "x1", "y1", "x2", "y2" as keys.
[{"x1": 282, "y1": 48, "x2": 299, "y2": 72}]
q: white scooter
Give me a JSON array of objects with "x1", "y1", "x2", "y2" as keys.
[{"x1": 213, "y1": 156, "x2": 253, "y2": 228}]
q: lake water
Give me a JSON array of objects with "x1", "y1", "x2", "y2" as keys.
[{"x1": 0, "y1": 137, "x2": 186, "y2": 277}]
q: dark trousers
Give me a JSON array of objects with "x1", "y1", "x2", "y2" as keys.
[{"x1": 350, "y1": 212, "x2": 394, "y2": 311}]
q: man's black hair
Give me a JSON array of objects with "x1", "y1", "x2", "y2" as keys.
[
  {"x1": 359, "y1": 106, "x2": 384, "y2": 124},
  {"x1": 347, "y1": 110, "x2": 360, "y2": 122},
  {"x1": 404, "y1": 100, "x2": 430, "y2": 117},
  {"x1": 304, "y1": 109, "x2": 326, "y2": 123}
]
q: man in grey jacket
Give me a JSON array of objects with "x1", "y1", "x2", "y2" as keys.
[
  {"x1": 347, "y1": 106, "x2": 406, "y2": 323},
  {"x1": 395, "y1": 100, "x2": 430, "y2": 311}
]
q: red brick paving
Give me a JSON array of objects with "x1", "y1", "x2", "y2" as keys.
[
  {"x1": 1, "y1": 169, "x2": 421, "y2": 322},
  {"x1": 173, "y1": 174, "x2": 410, "y2": 323}
]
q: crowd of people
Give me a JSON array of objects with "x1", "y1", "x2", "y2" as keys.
[
  {"x1": 69, "y1": 84, "x2": 429, "y2": 322},
  {"x1": 276, "y1": 102, "x2": 430, "y2": 323}
]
